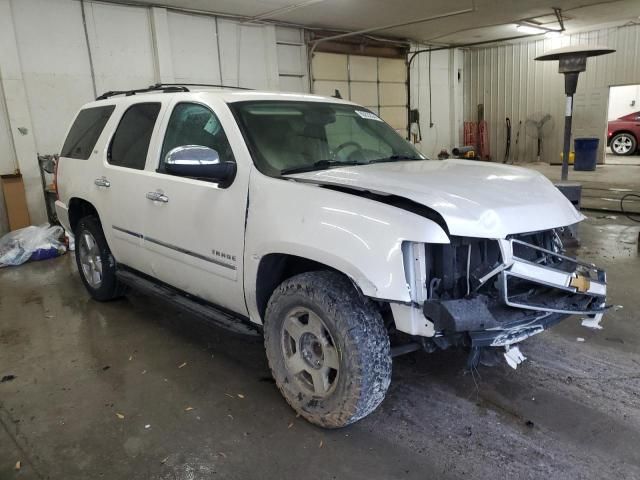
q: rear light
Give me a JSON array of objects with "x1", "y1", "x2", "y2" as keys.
[{"x1": 53, "y1": 155, "x2": 59, "y2": 200}]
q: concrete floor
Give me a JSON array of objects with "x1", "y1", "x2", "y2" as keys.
[
  {"x1": 604, "y1": 146, "x2": 640, "y2": 166},
  {"x1": 1, "y1": 215, "x2": 640, "y2": 479}
]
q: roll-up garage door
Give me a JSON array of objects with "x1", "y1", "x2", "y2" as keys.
[{"x1": 312, "y1": 52, "x2": 407, "y2": 138}]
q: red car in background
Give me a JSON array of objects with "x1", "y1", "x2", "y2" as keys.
[{"x1": 608, "y1": 111, "x2": 640, "y2": 156}]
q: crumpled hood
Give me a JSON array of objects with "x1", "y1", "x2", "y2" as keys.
[{"x1": 288, "y1": 159, "x2": 584, "y2": 238}]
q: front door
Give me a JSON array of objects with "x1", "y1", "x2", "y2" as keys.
[{"x1": 141, "y1": 98, "x2": 249, "y2": 316}]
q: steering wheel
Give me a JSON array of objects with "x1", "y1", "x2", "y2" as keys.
[{"x1": 333, "y1": 141, "x2": 363, "y2": 158}]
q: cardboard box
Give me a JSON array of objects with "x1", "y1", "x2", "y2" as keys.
[{"x1": 1, "y1": 174, "x2": 30, "y2": 231}]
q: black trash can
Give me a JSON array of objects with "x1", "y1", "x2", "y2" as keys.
[{"x1": 573, "y1": 137, "x2": 599, "y2": 171}]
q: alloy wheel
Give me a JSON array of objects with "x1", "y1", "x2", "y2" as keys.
[
  {"x1": 612, "y1": 134, "x2": 634, "y2": 154},
  {"x1": 78, "y1": 230, "x2": 103, "y2": 289},
  {"x1": 281, "y1": 307, "x2": 340, "y2": 397}
]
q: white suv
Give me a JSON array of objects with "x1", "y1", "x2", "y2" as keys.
[{"x1": 55, "y1": 84, "x2": 607, "y2": 428}]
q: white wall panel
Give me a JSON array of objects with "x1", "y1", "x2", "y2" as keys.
[
  {"x1": 85, "y1": 2, "x2": 156, "y2": 94},
  {"x1": 463, "y1": 24, "x2": 640, "y2": 164},
  {"x1": 0, "y1": 92, "x2": 14, "y2": 233},
  {"x1": 168, "y1": 11, "x2": 221, "y2": 84},
  {"x1": 276, "y1": 44, "x2": 305, "y2": 76},
  {"x1": 218, "y1": 19, "x2": 279, "y2": 90},
  {"x1": 409, "y1": 48, "x2": 457, "y2": 158},
  {"x1": 11, "y1": 0, "x2": 94, "y2": 154},
  {"x1": 276, "y1": 26, "x2": 307, "y2": 93},
  {"x1": 0, "y1": 84, "x2": 16, "y2": 175},
  {"x1": 278, "y1": 75, "x2": 306, "y2": 92},
  {"x1": 0, "y1": 0, "x2": 301, "y2": 231}
]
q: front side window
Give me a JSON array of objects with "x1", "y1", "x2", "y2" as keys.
[
  {"x1": 231, "y1": 101, "x2": 424, "y2": 176},
  {"x1": 159, "y1": 102, "x2": 235, "y2": 173},
  {"x1": 108, "y1": 103, "x2": 161, "y2": 170},
  {"x1": 61, "y1": 105, "x2": 115, "y2": 160}
]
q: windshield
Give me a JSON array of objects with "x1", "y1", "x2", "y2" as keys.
[{"x1": 230, "y1": 101, "x2": 426, "y2": 176}]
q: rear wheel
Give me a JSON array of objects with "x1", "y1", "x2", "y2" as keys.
[
  {"x1": 610, "y1": 133, "x2": 637, "y2": 156},
  {"x1": 264, "y1": 271, "x2": 391, "y2": 428},
  {"x1": 74, "y1": 216, "x2": 126, "y2": 301}
]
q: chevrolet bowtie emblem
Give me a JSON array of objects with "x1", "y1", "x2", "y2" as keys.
[{"x1": 570, "y1": 275, "x2": 591, "y2": 293}]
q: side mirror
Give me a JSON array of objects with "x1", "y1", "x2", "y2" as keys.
[{"x1": 164, "y1": 145, "x2": 236, "y2": 186}]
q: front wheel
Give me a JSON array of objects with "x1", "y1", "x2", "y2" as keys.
[
  {"x1": 264, "y1": 271, "x2": 391, "y2": 428},
  {"x1": 610, "y1": 133, "x2": 637, "y2": 156}
]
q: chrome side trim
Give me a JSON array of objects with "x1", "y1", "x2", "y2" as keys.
[
  {"x1": 112, "y1": 225, "x2": 142, "y2": 238},
  {"x1": 111, "y1": 225, "x2": 236, "y2": 271}
]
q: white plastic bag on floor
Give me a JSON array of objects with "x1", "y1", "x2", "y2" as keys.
[{"x1": 0, "y1": 224, "x2": 65, "y2": 267}]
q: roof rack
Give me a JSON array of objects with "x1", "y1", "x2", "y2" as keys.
[
  {"x1": 96, "y1": 84, "x2": 188, "y2": 100},
  {"x1": 95, "y1": 83, "x2": 253, "y2": 100},
  {"x1": 157, "y1": 83, "x2": 254, "y2": 91}
]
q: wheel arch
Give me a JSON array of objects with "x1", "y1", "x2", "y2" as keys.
[
  {"x1": 611, "y1": 130, "x2": 637, "y2": 138},
  {"x1": 254, "y1": 253, "x2": 365, "y2": 322},
  {"x1": 68, "y1": 197, "x2": 99, "y2": 233}
]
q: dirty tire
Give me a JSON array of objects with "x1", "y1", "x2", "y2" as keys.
[
  {"x1": 264, "y1": 271, "x2": 391, "y2": 428},
  {"x1": 74, "y1": 215, "x2": 126, "y2": 301}
]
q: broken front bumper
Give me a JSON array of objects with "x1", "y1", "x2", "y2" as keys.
[{"x1": 423, "y1": 237, "x2": 607, "y2": 348}]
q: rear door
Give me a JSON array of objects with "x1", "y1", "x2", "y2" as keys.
[
  {"x1": 94, "y1": 101, "x2": 167, "y2": 274},
  {"x1": 140, "y1": 97, "x2": 250, "y2": 315}
]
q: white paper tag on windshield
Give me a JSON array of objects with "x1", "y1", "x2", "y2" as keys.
[{"x1": 355, "y1": 110, "x2": 383, "y2": 122}]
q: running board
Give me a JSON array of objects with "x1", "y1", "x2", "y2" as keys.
[{"x1": 116, "y1": 269, "x2": 260, "y2": 336}]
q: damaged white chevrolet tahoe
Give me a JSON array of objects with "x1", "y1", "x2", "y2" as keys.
[{"x1": 55, "y1": 85, "x2": 607, "y2": 428}]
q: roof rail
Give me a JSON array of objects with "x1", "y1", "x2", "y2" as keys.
[
  {"x1": 156, "y1": 83, "x2": 254, "y2": 91},
  {"x1": 95, "y1": 83, "x2": 254, "y2": 100},
  {"x1": 95, "y1": 84, "x2": 189, "y2": 100}
]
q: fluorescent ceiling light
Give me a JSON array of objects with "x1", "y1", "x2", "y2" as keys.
[
  {"x1": 544, "y1": 31, "x2": 563, "y2": 38},
  {"x1": 516, "y1": 24, "x2": 546, "y2": 34}
]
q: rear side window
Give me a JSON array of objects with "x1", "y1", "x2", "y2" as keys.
[
  {"x1": 60, "y1": 106, "x2": 115, "y2": 159},
  {"x1": 108, "y1": 103, "x2": 161, "y2": 170}
]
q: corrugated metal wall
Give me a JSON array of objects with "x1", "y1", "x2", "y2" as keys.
[{"x1": 463, "y1": 24, "x2": 640, "y2": 164}]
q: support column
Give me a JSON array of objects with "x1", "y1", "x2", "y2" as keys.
[
  {"x1": 150, "y1": 7, "x2": 175, "y2": 84},
  {"x1": 0, "y1": 0, "x2": 46, "y2": 225}
]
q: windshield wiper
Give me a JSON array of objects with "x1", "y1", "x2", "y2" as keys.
[
  {"x1": 280, "y1": 159, "x2": 363, "y2": 175},
  {"x1": 368, "y1": 155, "x2": 424, "y2": 164}
]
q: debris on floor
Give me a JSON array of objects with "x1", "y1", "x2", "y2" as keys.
[
  {"x1": 504, "y1": 345, "x2": 526, "y2": 369},
  {"x1": 1, "y1": 374, "x2": 16, "y2": 383},
  {"x1": 116, "y1": 413, "x2": 125, "y2": 419},
  {"x1": 15, "y1": 460, "x2": 21, "y2": 470},
  {"x1": 581, "y1": 314, "x2": 604, "y2": 330},
  {"x1": 178, "y1": 362, "x2": 187, "y2": 369},
  {"x1": 0, "y1": 224, "x2": 66, "y2": 267},
  {"x1": 576, "y1": 337, "x2": 585, "y2": 342}
]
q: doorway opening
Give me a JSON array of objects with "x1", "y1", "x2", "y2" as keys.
[{"x1": 606, "y1": 84, "x2": 640, "y2": 166}]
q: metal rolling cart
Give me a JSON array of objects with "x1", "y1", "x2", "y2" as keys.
[{"x1": 37, "y1": 154, "x2": 59, "y2": 225}]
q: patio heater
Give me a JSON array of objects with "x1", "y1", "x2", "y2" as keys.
[
  {"x1": 535, "y1": 45, "x2": 615, "y2": 182},
  {"x1": 535, "y1": 45, "x2": 615, "y2": 242}
]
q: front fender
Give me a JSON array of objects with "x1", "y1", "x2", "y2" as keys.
[{"x1": 244, "y1": 172, "x2": 449, "y2": 322}]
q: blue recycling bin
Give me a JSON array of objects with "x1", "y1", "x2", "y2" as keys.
[{"x1": 573, "y1": 137, "x2": 599, "y2": 171}]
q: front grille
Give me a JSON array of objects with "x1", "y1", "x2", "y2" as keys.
[{"x1": 425, "y1": 237, "x2": 502, "y2": 300}]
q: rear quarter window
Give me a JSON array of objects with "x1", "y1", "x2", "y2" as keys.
[{"x1": 60, "y1": 105, "x2": 115, "y2": 160}]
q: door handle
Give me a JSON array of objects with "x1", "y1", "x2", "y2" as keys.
[
  {"x1": 146, "y1": 191, "x2": 169, "y2": 203},
  {"x1": 94, "y1": 177, "x2": 110, "y2": 188}
]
